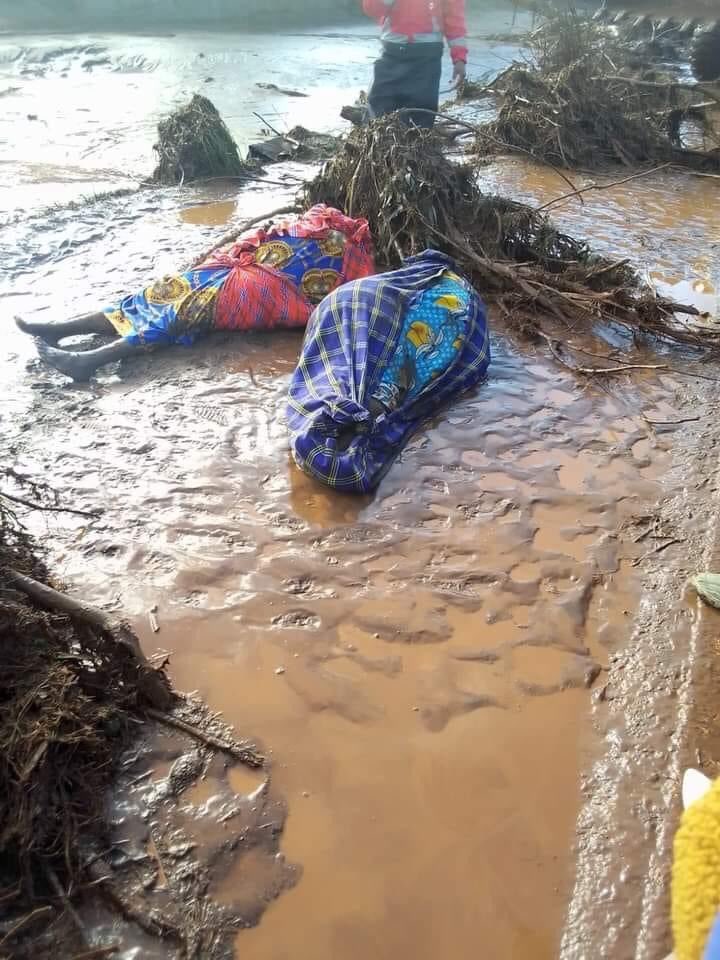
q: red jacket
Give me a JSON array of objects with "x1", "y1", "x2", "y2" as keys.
[{"x1": 363, "y1": 0, "x2": 468, "y2": 63}]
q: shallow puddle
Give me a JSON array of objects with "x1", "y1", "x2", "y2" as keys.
[{"x1": 180, "y1": 199, "x2": 239, "y2": 227}]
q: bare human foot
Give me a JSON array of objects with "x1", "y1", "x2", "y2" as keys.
[
  {"x1": 35, "y1": 339, "x2": 97, "y2": 381},
  {"x1": 35, "y1": 337, "x2": 137, "y2": 381},
  {"x1": 15, "y1": 315, "x2": 61, "y2": 345}
]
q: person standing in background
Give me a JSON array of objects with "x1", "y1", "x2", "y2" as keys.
[{"x1": 362, "y1": 0, "x2": 467, "y2": 127}]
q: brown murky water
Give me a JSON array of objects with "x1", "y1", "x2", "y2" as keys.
[
  {"x1": 1, "y1": 166, "x2": 716, "y2": 958},
  {"x1": 2, "y1": 21, "x2": 720, "y2": 957},
  {"x1": 140, "y1": 341, "x2": 683, "y2": 960}
]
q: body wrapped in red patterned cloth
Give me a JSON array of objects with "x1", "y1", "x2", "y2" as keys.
[
  {"x1": 204, "y1": 205, "x2": 376, "y2": 332},
  {"x1": 101, "y1": 204, "x2": 375, "y2": 346},
  {"x1": 20, "y1": 206, "x2": 375, "y2": 381}
]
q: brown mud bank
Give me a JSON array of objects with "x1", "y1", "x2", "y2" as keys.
[{"x1": 563, "y1": 413, "x2": 720, "y2": 960}]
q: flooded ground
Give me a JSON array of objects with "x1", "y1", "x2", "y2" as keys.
[{"x1": 2, "y1": 6, "x2": 720, "y2": 959}]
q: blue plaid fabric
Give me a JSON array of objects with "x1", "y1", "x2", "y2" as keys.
[{"x1": 286, "y1": 250, "x2": 490, "y2": 493}]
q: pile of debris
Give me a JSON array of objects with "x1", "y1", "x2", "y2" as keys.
[
  {"x1": 0, "y1": 477, "x2": 284, "y2": 960},
  {"x1": 306, "y1": 117, "x2": 718, "y2": 369},
  {"x1": 249, "y1": 124, "x2": 340, "y2": 164},
  {"x1": 152, "y1": 95, "x2": 340, "y2": 184},
  {"x1": 0, "y1": 482, "x2": 171, "y2": 957},
  {"x1": 473, "y1": 8, "x2": 719, "y2": 170},
  {"x1": 153, "y1": 94, "x2": 248, "y2": 185},
  {"x1": 306, "y1": 117, "x2": 603, "y2": 270},
  {"x1": 592, "y1": 8, "x2": 720, "y2": 82}
]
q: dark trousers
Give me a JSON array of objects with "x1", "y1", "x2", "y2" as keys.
[{"x1": 368, "y1": 41, "x2": 443, "y2": 129}]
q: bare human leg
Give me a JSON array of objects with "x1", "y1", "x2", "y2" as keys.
[
  {"x1": 15, "y1": 312, "x2": 117, "y2": 345},
  {"x1": 35, "y1": 338, "x2": 138, "y2": 382}
]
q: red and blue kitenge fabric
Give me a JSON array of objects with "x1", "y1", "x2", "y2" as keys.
[
  {"x1": 286, "y1": 250, "x2": 490, "y2": 493},
  {"x1": 103, "y1": 206, "x2": 375, "y2": 346},
  {"x1": 208, "y1": 205, "x2": 375, "y2": 332},
  {"x1": 103, "y1": 267, "x2": 229, "y2": 347}
]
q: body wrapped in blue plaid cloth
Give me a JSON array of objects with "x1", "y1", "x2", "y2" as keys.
[{"x1": 287, "y1": 250, "x2": 490, "y2": 493}]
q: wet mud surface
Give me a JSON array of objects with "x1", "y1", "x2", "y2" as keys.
[
  {"x1": 2, "y1": 11, "x2": 720, "y2": 960},
  {"x1": 82, "y1": 704, "x2": 298, "y2": 960}
]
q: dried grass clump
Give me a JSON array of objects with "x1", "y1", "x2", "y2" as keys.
[
  {"x1": 530, "y1": 6, "x2": 623, "y2": 73},
  {"x1": 153, "y1": 94, "x2": 246, "y2": 185},
  {"x1": 475, "y1": 7, "x2": 719, "y2": 170}
]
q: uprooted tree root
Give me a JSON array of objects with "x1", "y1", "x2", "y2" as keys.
[
  {"x1": 0, "y1": 487, "x2": 173, "y2": 957},
  {"x1": 153, "y1": 94, "x2": 247, "y2": 185},
  {"x1": 473, "y1": 8, "x2": 719, "y2": 170},
  {"x1": 305, "y1": 118, "x2": 720, "y2": 367},
  {"x1": 476, "y1": 63, "x2": 719, "y2": 170},
  {"x1": 305, "y1": 118, "x2": 610, "y2": 271},
  {"x1": 0, "y1": 482, "x2": 267, "y2": 959}
]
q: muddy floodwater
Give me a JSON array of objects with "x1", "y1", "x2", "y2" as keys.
[{"x1": 2, "y1": 8, "x2": 720, "y2": 959}]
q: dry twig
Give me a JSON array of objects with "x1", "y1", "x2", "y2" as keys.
[
  {"x1": 0, "y1": 906, "x2": 54, "y2": 946},
  {"x1": 143, "y1": 707, "x2": 265, "y2": 769},
  {"x1": 0, "y1": 491, "x2": 101, "y2": 519},
  {"x1": 536, "y1": 163, "x2": 672, "y2": 212},
  {"x1": 46, "y1": 866, "x2": 88, "y2": 948},
  {"x1": 7, "y1": 570, "x2": 173, "y2": 711},
  {"x1": 642, "y1": 415, "x2": 701, "y2": 426}
]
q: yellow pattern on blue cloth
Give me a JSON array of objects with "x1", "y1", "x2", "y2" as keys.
[
  {"x1": 102, "y1": 233, "x2": 348, "y2": 347},
  {"x1": 672, "y1": 775, "x2": 720, "y2": 960},
  {"x1": 103, "y1": 266, "x2": 229, "y2": 347},
  {"x1": 373, "y1": 271, "x2": 472, "y2": 411}
]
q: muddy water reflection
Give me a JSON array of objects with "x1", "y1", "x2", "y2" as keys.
[
  {"x1": 479, "y1": 163, "x2": 720, "y2": 307},
  {"x1": 179, "y1": 199, "x2": 238, "y2": 227}
]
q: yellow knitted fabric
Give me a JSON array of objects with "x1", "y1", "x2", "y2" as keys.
[{"x1": 673, "y1": 777, "x2": 720, "y2": 960}]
